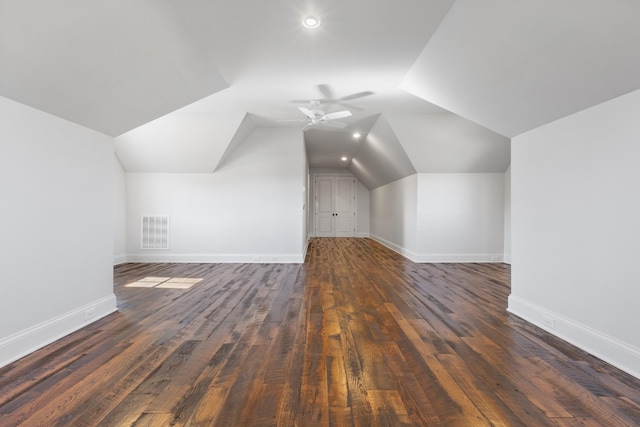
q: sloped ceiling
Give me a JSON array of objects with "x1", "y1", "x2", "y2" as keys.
[
  {"x1": 349, "y1": 115, "x2": 416, "y2": 190},
  {"x1": 401, "y1": 0, "x2": 640, "y2": 137},
  {"x1": 3, "y1": 1, "x2": 640, "y2": 187},
  {"x1": 386, "y1": 113, "x2": 510, "y2": 173},
  {"x1": 114, "y1": 110, "x2": 248, "y2": 173},
  {"x1": 0, "y1": 1, "x2": 228, "y2": 136}
]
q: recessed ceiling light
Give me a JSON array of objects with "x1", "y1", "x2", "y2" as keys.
[
  {"x1": 353, "y1": 132, "x2": 361, "y2": 139},
  {"x1": 303, "y1": 16, "x2": 321, "y2": 29},
  {"x1": 341, "y1": 156, "x2": 348, "y2": 162}
]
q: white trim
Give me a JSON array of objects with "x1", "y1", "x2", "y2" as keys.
[
  {"x1": 369, "y1": 234, "x2": 504, "y2": 263},
  {"x1": 410, "y1": 253, "x2": 504, "y2": 263},
  {"x1": 370, "y1": 234, "x2": 409, "y2": 258},
  {"x1": 302, "y1": 237, "x2": 310, "y2": 262},
  {"x1": 113, "y1": 254, "x2": 127, "y2": 265},
  {"x1": 503, "y1": 254, "x2": 512, "y2": 265},
  {"x1": 356, "y1": 232, "x2": 370, "y2": 238},
  {"x1": 508, "y1": 295, "x2": 640, "y2": 380},
  {"x1": 0, "y1": 294, "x2": 117, "y2": 368},
  {"x1": 126, "y1": 252, "x2": 305, "y2": 264}
]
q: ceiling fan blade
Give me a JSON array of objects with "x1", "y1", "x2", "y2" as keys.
[
  {"x1": 322, "y1": 110, "x2": 352, "y2": 121},
  {"x1": 322, "y1": 120, "x2": 347, "y2": 129},
  {"x1": 317, "y1": 84, "x2": 334, "y2": 100},
  {"x1": 302, "y1": 122, "x2": 313, "y2": 131},
  {"x1": 340, "y1": 90, "x2": 374, "y2": 101},
  {"x1": 298, "y1": 107, "x2": 316, "y2": 119}
]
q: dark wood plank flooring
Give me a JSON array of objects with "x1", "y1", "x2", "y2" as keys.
[{"x1": 1, "y1": 238, "x2": 640, "y2": 426}]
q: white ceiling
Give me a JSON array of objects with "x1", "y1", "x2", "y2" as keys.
[
  {"x1": 2, "y1": 0, "x2": 640, "y2": 186},
  {"x1": 401, "y1": 0, "x2": 640, "y2": 138}
]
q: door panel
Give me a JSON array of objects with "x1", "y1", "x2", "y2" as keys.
[
  {"x1": 315, "y1": 177, "x2": 335, "y2": 237},
  {"x1": 335, "y1": 177, "x2": 355, "y2": 237},
  {"x1": 336, "y1": 178, "x2": 354, "y2": 213},
  {"x1": 336, "y1": 217, "x2": 354, "y2": 234},
  {"x1": 318, "y1": 217, "x2": 334, "y2": 234},
  {"x1": 317, "y1": 179, "x2": 334, "y2": 214}
]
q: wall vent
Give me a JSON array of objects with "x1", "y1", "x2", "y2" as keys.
[{"x1": 141, "y1": 215, "x2": 169, "y2": 250}]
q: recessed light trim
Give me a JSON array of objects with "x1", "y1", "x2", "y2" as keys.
[{"x1": 303, "y1": 16, "x2": 321, "y2": 29}]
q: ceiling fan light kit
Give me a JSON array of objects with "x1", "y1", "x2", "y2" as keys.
[
  {"x1": 280, "y1": 85, "x2": 374, "y2": 131},
  {"x1": 297, "y1": 102, "x2": 352, "y2": 130}
]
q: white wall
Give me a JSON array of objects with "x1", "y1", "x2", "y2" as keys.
[
  {"x1": 0, "y1": 96, "x2": 117, "y2": 367},
  {"x1": 370, "y1": 173, "x2": 505, "y2": 262},
  {"x1": 414, "y1": 173, "x2": 504, "y2": 262},
  {"x1": 509, "y1": 88, "x2": 640, "y2": 378},
  {"x1": 503, "y1": 164, "x2": 511, "y2": 264},
  {"x1": 370, "y1": 175, "x2": 418, "y2": 256},
  {"x1": 125, "y1": 128, "x2": 306, "y2": 263},
  {"x1": 309, "y1": 168, "x2": 370, "y2": 237},
  {"x1": 113, "y1": 155, "x2": 127, "y2": 264},
  {"x1": 356, "y1": 180, "x2": 370, "y2": 237}
]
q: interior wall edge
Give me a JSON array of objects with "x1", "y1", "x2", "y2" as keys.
[
  {"x1": 0, "y1": 295, "x2": 117, "y2": 369},
  {"x1": 302, "y1": 237, "x2": 311, "y2": 262},
  {"x1": 369, "y1": 234, "x2": 415, "y2": 261},
  {"x1": 507, "y1": 295, "x2": 640, "y2": 381},
  {"x1": 113, "y1": 254, "x2": 127, "y2": 265}
]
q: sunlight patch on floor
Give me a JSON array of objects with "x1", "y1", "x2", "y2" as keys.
[{"x1": 125, "y1": 277, "x2": 203, "y2": 289}]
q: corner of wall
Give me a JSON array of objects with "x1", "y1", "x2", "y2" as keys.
[
  {"x1": 508, "y1": 295, "x2": 640, "y2": 380},
  {"x1": 113, "y1": 254, "x2": 127, "y2": 265},
  {"x1": 0, "y1": 295, "x2": 118, "y2": 368}
]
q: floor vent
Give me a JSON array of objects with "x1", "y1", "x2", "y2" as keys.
[{"x1": 141, "y1": 215, "x2": 169, "y2": 250}]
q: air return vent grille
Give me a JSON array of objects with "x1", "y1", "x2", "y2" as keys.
[{"x1": 141, "y1": 215, "x2": 169, "y2": 250}]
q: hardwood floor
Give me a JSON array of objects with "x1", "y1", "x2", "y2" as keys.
[{"x1": 1, "y1": 238, "x2": 640, "y2": 426}]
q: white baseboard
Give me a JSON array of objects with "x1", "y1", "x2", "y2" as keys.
[
  {"x1": 369, "y1": 234, "x2": 504, "y2": 263},
  {"x1": 503, "y1": 254, "x2": 512, "y2": 265},
  {"x1": 410, "y1": 253, "x2": 504, "y2": 263},
  {"x1": 302, "y1": 238, "x2": 310, "y2": 262},
  {"x1": 356, "y1": 232, "x2": 370, "y2": 238},
  {"x1": 508, "y1": 295, "x2": 640, "y2": 380},
  {"x1": 369, "y1": 234, "x2": 410, "y2": 258},
  {"x1": 126, "y1": 252, "x2": 305, "y2": 264},
  {"x1": 0, "y1": 294, "x2": 118, "y2": 368}
]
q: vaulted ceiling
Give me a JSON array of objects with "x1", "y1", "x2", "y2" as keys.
[{"x1": 2, "y1": 1, "x2": 640, "y2": 188}]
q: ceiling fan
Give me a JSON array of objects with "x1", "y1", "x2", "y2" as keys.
[
  {"x1": 292, "y1": 84, "x2": 374, "y2": 111},
  {"x1": 280, "y1": 100, "x2": 352, "y2": 131}
]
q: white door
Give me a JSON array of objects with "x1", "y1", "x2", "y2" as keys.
[{"x1": 315, "y1": 176, "x2": 356, "y2": 237}]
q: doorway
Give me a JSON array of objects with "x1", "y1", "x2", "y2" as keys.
[{"x1": 314, "y1": 175, "x2": 356, "y2": 237}]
